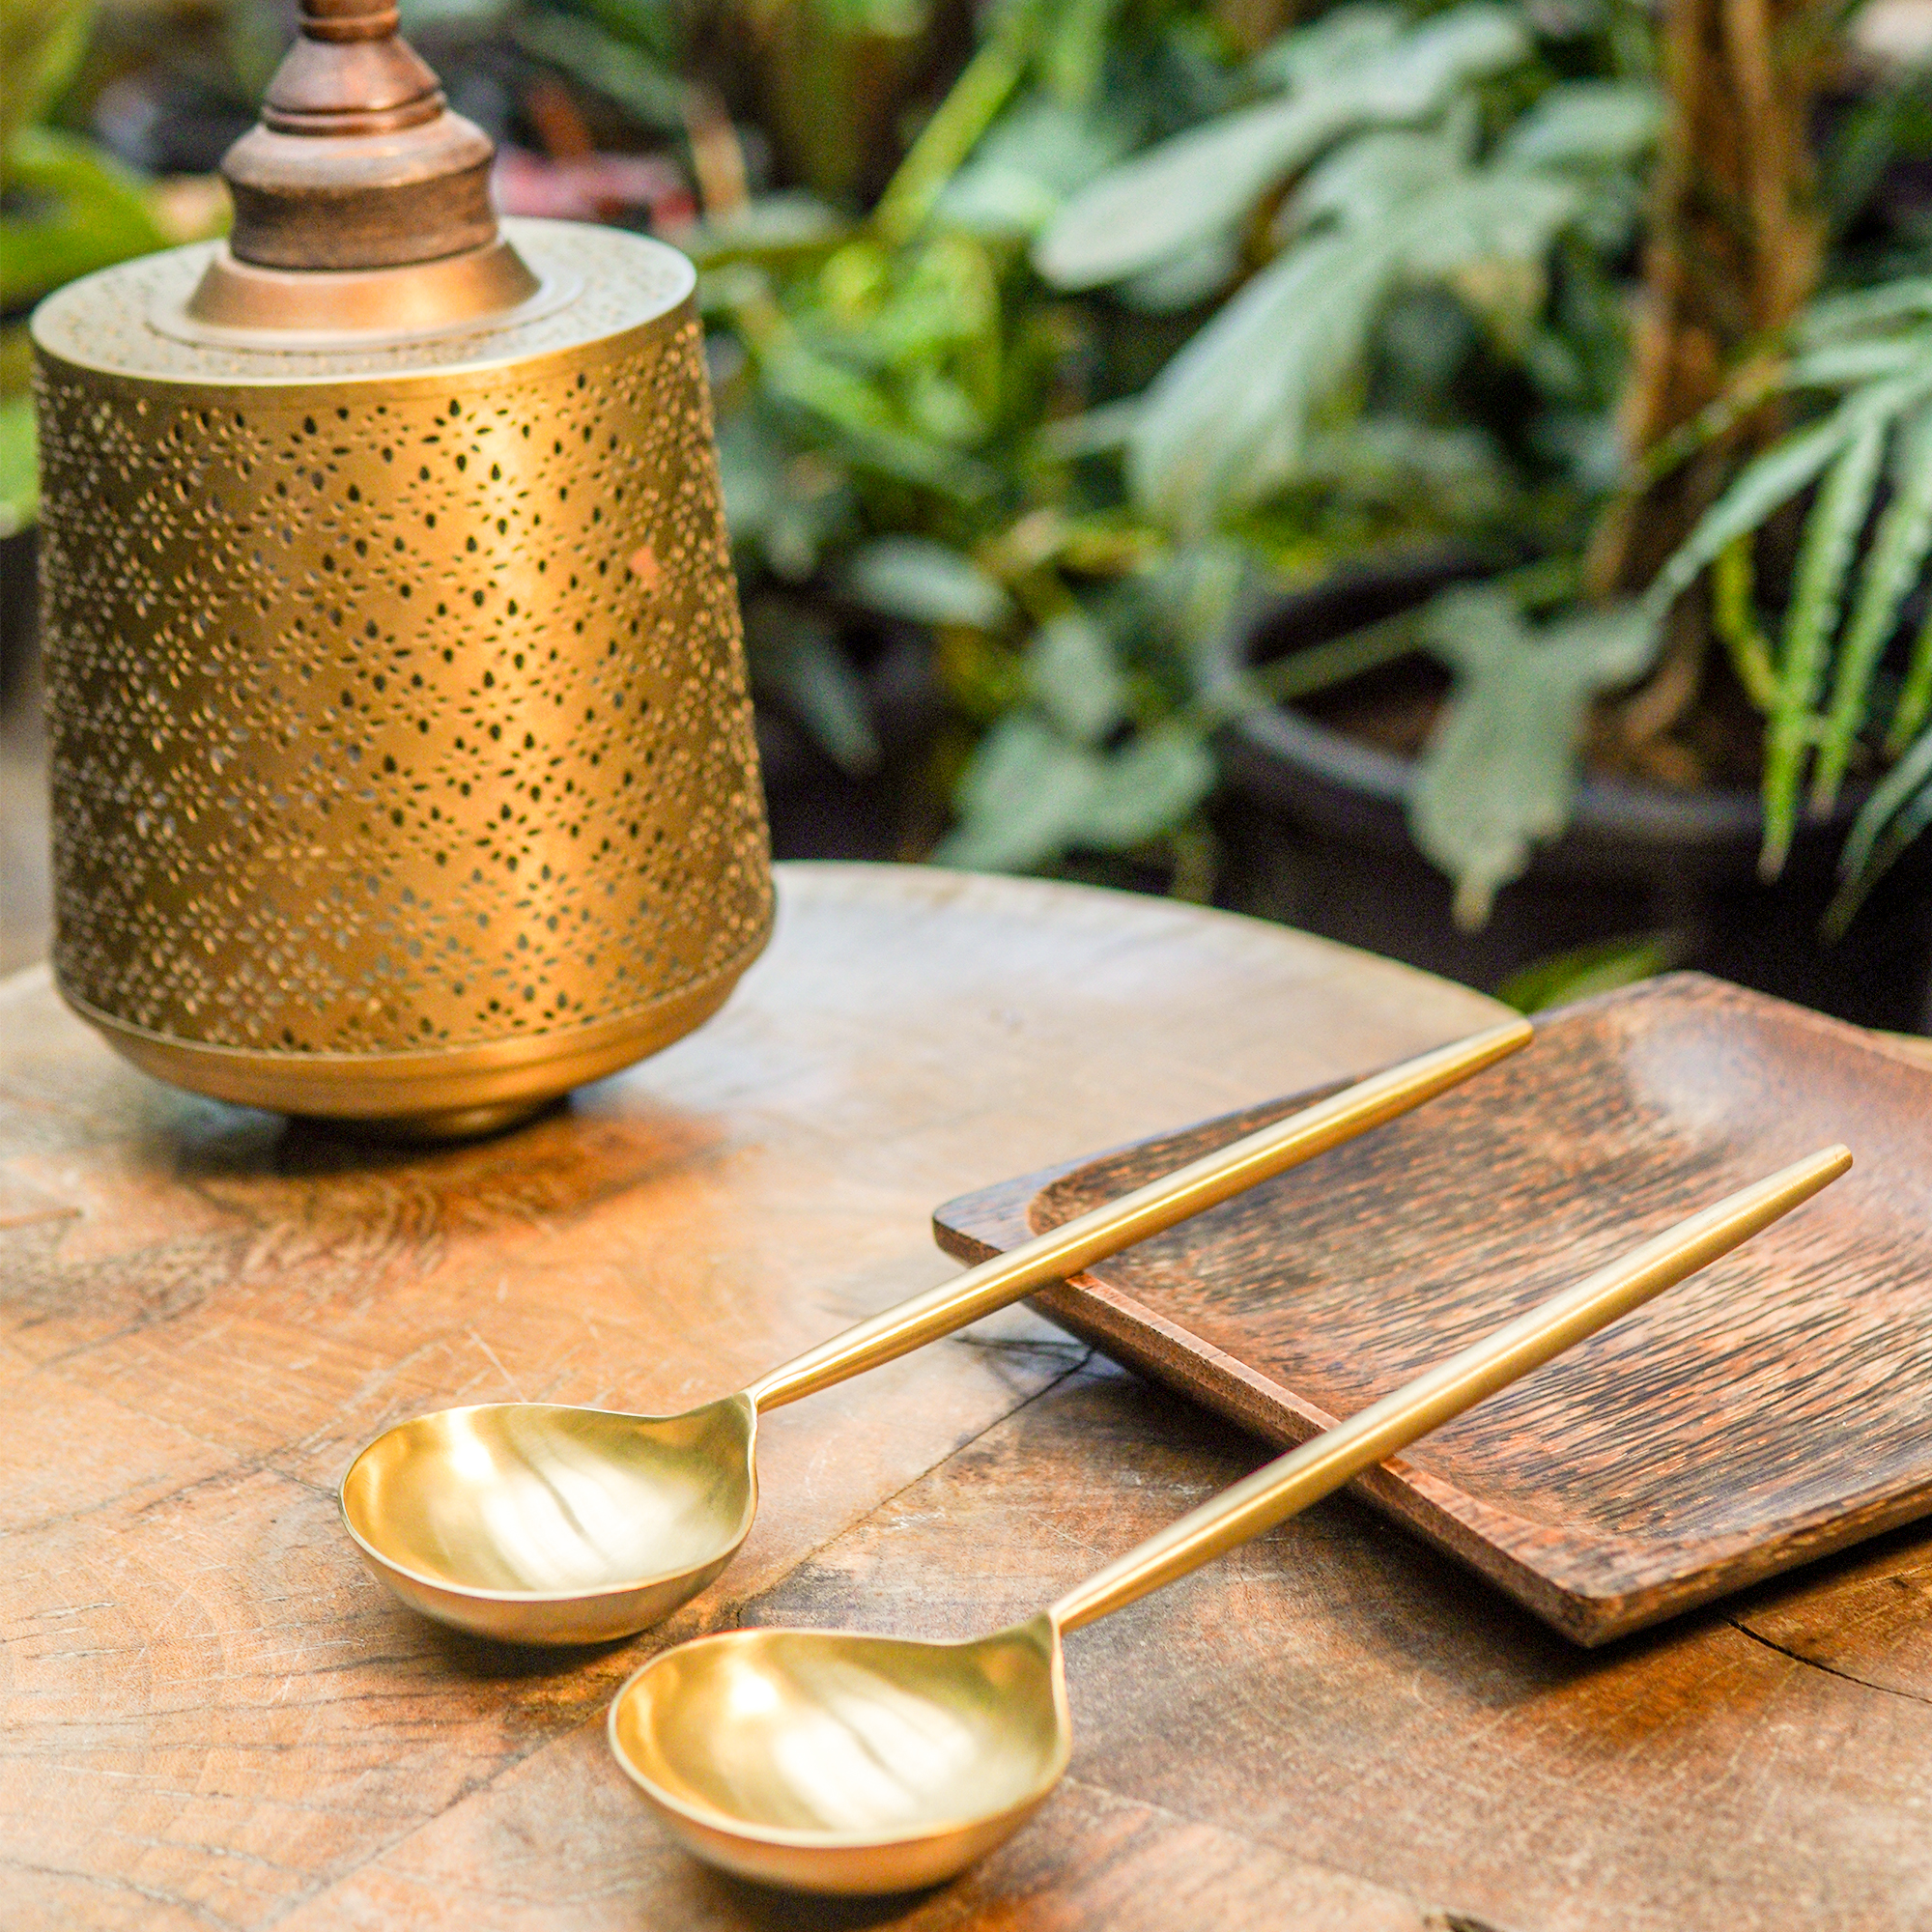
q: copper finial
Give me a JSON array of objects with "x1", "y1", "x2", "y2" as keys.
[{"x1": 221, "y1": 0, "x2": 497, "y2": 270}]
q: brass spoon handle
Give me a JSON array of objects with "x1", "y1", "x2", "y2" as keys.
[
  {"x1": 745, "y1": 1018, "x2": 1532, "y2": 1412},
  {"x1": 1048, "y1": 1145, "x2": 1852, "y2": 1634}
]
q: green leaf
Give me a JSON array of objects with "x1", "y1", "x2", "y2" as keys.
[
  {"x1": 1298, "y1": 414, "x2": 1513, "y2": 520},
  {"x1": 715, "y1": 405, "x2": 851, "y2": 580},
  {"x1": 1282, "y1": 126, "x2": 1462, "y2": 237},
  {"x1": 1780, "y1": 337, "x2": 1932, "y2": 392},
  {"x1": 1712, "y1": 536, "x2": 1777, "y2": 710},
  {"x1": 1494, "y1": 81, "x2": 1662, "y2": 172},
  {"x1": 717, "y1": 408, "x2": 783, "y2": 542},
  {"x1": 934, "y1": 99, "x2": 1130, "y2": 239},
  {"x1": 936, "y1": 707, "x2": 1214, "y2": 871},
  {"x1": 1249, "y1": 5, "x2": 1404, "y2": 91},
  {"x1": 1129, "y1": 231, "x2": 1397, "y2": 530},
  {"x1": 511, "y1": 14, "x2": 688, "y2": 129},
  {"x1": 936, "y1": 712, "x2": 1106, "y2": 870},
  {"x1": 1762, "y1": 421, "x2": 1886, "y2": 877},
  {"x1": 1297, "y1": 0, "x2": 1526, "y2": 115},
  {"x1": 1841, "y1": 714, "x2": 1932, "y2": 888},
  {"x1": 683, "y1": 193, "x2": 851, "y2": 268},
  {"x1": 1814, "y1": 405, "x2": 1932, "y2": 808},
  {"x1": 936, "y1": 162, "x2": 1065, "y2": 239},
  {"x1": 1035, "y1": 96, "x2": 1350, "y2": 291},
  {"x1": 1409, "y1": 587, "x2": 1659, "y2": 927},
  {"x1": 579, "y1": 0, "x2": 681, "y2": 59},
  {"x1": 1115, "y1": 234, "x2": 1242, "y2": 313},
  {"x1": 0, "y1": 127, "x2": 169, "y2": 310},
  {"x1": 1797, "y1": 277, "x2": 1932, "y2": 347},
  {"x1": 762, "y1": 344, "x2": 996, "y2": 500},
  {"x1": 1127, "y1": 165, "x2": 1577, "y2": 530},
  {"x1": 1645, "y1": 371, "x2": 1932, "y2": 618},
  {"x1": 1830, "y1": 720, "x2": 1932, "y2": 932},
  {"x1": 1, "y1": 0, "x2": 95, "y2": 156},
  {"x1": 1495, "y1": 930, "x2": 1685, "y2": 1014},
  {"x1": 841, "y1": 536, "x2": 1013, "y2": 629},
  {"x1": 1073, "y1": 724, "x2": 1216, "y2": 846},
  {"x1": 868, "y1": 232, "x2": 999, "y2": 362},
  {"x1": 1029, "y1": 612, "x2": 1127, "y2": 743},
  {"x1": 1402, "y1": 172, "x2": 1577, "y2": 279},
  {"x1": 1889, "y1": 596, "x2": 1932, "y2": 755},
  {"x1": 0, "y1": 391, "x2": 36, "y2": 538},
  {"x1": 1033, "y1": 2, "x2": 1528, "y2": 290}
]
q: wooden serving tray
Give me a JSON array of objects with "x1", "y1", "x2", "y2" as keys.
[{"x1": 933, "y1": 974, "x2": 1932, "y2": 1645}]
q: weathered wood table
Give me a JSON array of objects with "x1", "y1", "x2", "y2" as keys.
[{"x1": 4, "y1": 863, "x2": 1930, "y2": 1931}]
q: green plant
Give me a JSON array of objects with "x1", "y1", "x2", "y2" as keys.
[
  {"x1": 1495, "y1": 927, "x2": 1684, "y2": 1011},
  {"x1": 685, "y1": 0, "x2": 1250, "y2": 875},
  {"x1": 1636, "y1": 276, "x2": 1932, "y2": 922},
  {"x1": 1034, "y1": 4, "x2": 1658, "y2": 538},
  {"x1": 1402, "y1": 579, "x2": 1656, "y2": 924},
  {"x1": 0, "y1": 0, "x2": 225, "y2": 536},
  {"x1": 1008, "y1": 0, "x2": 1932, "y2": 933},
  {"x1": 691, "y1": 0, "x2": 1662, "y2": 884},
  {"x1": 702, "y1": 194, "x2": 1230, "y2": 869},
  {"x1": 542, "y1": 0, "x2": 1932, "y2": 938}
]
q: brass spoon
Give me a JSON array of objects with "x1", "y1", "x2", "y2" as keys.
[
  {"x1": 609, "y1": 1145, "x2": 1850, "y2": 1894},
  {"x1": 341, "y1": 1019, "x2": 1530, "y2": 1644}
]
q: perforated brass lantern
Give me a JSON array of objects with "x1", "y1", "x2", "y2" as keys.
[{"x1": 30, "y1": 0, "x2": 772, "y2": 1137}]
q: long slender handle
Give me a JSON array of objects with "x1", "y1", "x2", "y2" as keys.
[
  {"x1": 1049, "y1": 1145, "x2": 1852, "y2": 1634},
  {"x1": 744, "y1": 1017, "x2": 1532, "y2": 1411}
]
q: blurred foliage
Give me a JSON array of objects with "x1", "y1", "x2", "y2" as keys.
[
  {"x1": 695, "y1": 0, "x2": 1665, "y2": 887},
  {"x1": 19, "y1": 0, "x2": 1932, "y2": 926},
  {"x1": 1636, "y1": 275, "x2": 1932, "y2": 923},
  {"x1": 1406, "y1": 579, "x2": 1658, "y2": 925},
  {"x1": 1495, "y1": 927, "x2": 1684, "y2": 1010},
  {"x1": 693, "y1": 0, "x2": 1932, "y2": 921},
  {"x1": 1, "y1": 0, "x2": 226, "y2": 536}
]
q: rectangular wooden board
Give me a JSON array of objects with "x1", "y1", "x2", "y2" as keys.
[{"x1": 932, "y1": 973, "x2": 1932, "y2": 1645}]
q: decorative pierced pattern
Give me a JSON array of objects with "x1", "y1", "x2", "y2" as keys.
[{"x1": 35, "y1": 252, "x2": 771, "y2": 1065}]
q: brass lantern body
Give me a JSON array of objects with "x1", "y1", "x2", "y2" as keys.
[{"x1": 31, "y1": 221, "x2": 773, "y2": 1136}]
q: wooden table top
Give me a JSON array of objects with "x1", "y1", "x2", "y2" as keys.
[{"x1": 4, "y1": 861, "x2": 1930, "y2": 1932}]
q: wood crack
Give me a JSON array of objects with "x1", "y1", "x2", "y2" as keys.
[
  {"x1": 0, "y1": 1855, "x2": 241, "y2": 1930},
  {"x1": 1727, "y1": 1618, "x2": 1932, "y2": 1708}
]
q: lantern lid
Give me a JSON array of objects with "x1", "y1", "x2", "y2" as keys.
[
  {"x1": 31, "y1": 220, "x2": 694, "y2": 382},
  {"x1": 188, "y1": 0, "x2": 540, "y2": 333}
]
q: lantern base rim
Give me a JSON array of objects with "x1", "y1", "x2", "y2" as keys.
[{"x1": 57, "y1": 912, "x2": 773, "y2": 1136}]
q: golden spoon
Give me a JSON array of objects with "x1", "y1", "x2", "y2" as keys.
[
  {"x1": 341, "y1": 1019, "x2": 1531, "y2": 1643},
  {"x1": 609, "y1": 1144, "x2": 1850, "y2": 1894}
]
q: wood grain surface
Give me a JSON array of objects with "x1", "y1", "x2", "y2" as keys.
[
  {"x1": 7, "y1": 867, "x2": 1932, "y2": 1931},
  {"x1": 935, "y1": 973, "x2": 1932, "y2": 1643},
  {"x1": 0, "y1": 863, "x2": 1505, "y2": 1931}
]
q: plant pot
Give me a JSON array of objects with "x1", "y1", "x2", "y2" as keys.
[
  {"x1": 755, "y1": 624, "x2": 945, "y2": 862},
  {"x1": 1204, "y1": 562, "x2": 1932, "y2": 1032}
]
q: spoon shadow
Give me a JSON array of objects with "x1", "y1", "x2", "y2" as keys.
[
  {"x1": 412, "y1": 1615, "x2": 634, "y2": 1684},
  {"x1": 696, "y1": 1870, "x2": 945, "y2": 1928}
]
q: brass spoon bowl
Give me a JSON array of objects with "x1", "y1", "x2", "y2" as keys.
[
  {"x1": 610, "y1": 1147, "x2": 1850, "y2": 1893},
  {"x1": 613, "y1": 1616, "x2": 1068, "y2": 1893},
  {"x1": 342, "y1": 1022, "x2": 1531, "y2": 1644},
  {"x1": 338, "y1": 1395, "x2": 758, "y2": 1642}
]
